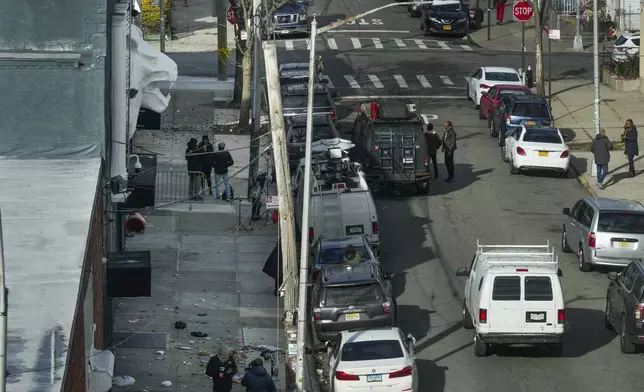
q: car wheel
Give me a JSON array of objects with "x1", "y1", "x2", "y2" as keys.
[
  {"x1": 510, "y1": 160, "x2": 518, "y2": 174},
  {"x1": 473, "y1": 334, "x2": 489, "y2": 357},
  {"x1": 497, "y1": 129, "x2": 503, "y2": 146},
  {"x1": 561, "y1": 226, "x2": 572, "y2": 253},
  {"x1": 478, "y1": 106, "x2": 485, "y2": 119},
  {"x1": 549, "y1": 343, "x2": 563, "y2": 357},
  {"x1": 620, "y1": 316, "x2": 637, "y2": 354},
  {"x1": 501, "y1": 145, "x2": 509, "y2": 162},
  {"x1": 416, "y1": 181, "x2": 430, "y2": 195},
  {"x1": 474, "y1": 93, "x2": 479, "y2": 109},
  {"x1": 488, "y1": 118, "x2": 497, "y2": 137},
  {"x1": 462, "y1": 301, "x2": 474, "y2": 329},
  {"x1": 578, "y1": 247, "x2": 592, "y2": 272},
  {"x1": 604, "y1": 298, "x2": 615, "y2": 331}
]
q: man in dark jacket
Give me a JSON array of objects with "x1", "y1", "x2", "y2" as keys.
[
  {"x1": 213, "y1": 142, "x2": 235, "y2": 200},
  {"x1": 198, "y1": 135, "x2": 215, "y2": 195},
  {"x1": 622, "y1": 119, "x2": 639, "y2": 177},
  {"x1": 185, "y1": 138, "x2": 204, "y2": 201},
  {"x1": 241, "y1": 358, "x2": 277, "y2": 392},
  {"x1": 424, "y1": 123, "x2": 442, "y2": 180},
  {"x1": 205, "y1": 344, "x2": 238, "y2": 392},
  {"x1": 441, "y1": 121, "x2": 457, "y2": 183},
  {"x1": 591, "y1": 128, "x2": 614, "y2": 189}
]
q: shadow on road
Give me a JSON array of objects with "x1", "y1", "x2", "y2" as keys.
[
  {"x1": 417, "y1": 359, "x2": 448, "y2": 392},
  {"x1": 396, "y1": 304, "x2": 432, "y2": 341}
]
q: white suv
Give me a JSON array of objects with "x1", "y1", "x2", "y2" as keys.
[
  {"x1": 455, "y1": 241, "x2": 566, "y2": 357},
  {"x1": 612, "y1": 31, "x2": 640, "y2": 63}
]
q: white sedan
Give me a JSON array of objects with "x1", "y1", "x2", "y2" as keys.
[
  {"x1": 466, "y1": 66, "x2": 524, "y2": 108},
  {"x1": 502, "y1": 126, "x2": 570, "y2": 176},
  {"x1": 328, "y1": 328, "x2": 418, "y2": 392}
]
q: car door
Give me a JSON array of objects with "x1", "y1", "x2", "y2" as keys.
[
  {"x1": 481, "y1": 86, "x2": 497, "y2": 115},
  {"x1": 465, "y1": 255, "x2": 478, "y2": 309},
  {"x1": 579, "y1": 203, "x2": 595, "y2": 256},
  {"x1": 569, "y1": 202, "x2": 588, "y2": 250},
  {"x1": 565, "y1": 200, "x2": 584, "y2": 249},
  {"x1": 469, "y1": 68, "x2": 482, "y2": 99},
  {"x1": 616, "y1": 264, "x2": 637, "y2": 325}
]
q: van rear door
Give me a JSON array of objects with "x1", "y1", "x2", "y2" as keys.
[
  {"x1": 522, "y1": 275, "x2": 557, "y2": 334},
  {"x1": 339, "y1": 192, "x2": 371, "y2": 237},
  {"x1": 488, "y1": 275, "x2": 524, "y2": 333}
]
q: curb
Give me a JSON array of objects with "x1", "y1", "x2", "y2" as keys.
[{"x1": 569, "y1": 159, "x2": 598, "y2": 198}]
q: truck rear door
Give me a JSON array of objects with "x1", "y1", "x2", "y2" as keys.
[
  {"x1": 370, "y1": 123, "x2": 422, "y2": 173},
  {"x1": 522, "y1": 275, "x2": 557, "y2": 334}
]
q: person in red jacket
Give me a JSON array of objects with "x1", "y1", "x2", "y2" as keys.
[{"x1": 494, "y1": 0, "x2": 506, "y2": 24}]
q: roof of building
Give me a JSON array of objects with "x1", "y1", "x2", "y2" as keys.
[{"x1": 2, "y1": 158, "x2": 101, "y2": 391}]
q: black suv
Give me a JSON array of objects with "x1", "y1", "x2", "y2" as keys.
[
  {"x1": 286, "y1": 114, "x2": 339, "y2": 170},
  {"x1": 605, "y1": 260, "x2": 644, "y2": 353},
  {"x1": 490, "y1": 95, "x2": 554, "y2": 146},
  {"x1": 310, "y1": 263, "x2": 396, "y2": 342}
]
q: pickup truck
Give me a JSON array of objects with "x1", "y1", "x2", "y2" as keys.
[
  {"x1": 281, "y1": 82, "x2": 339, "y2": 125},
  {"x1": 266, "y1": 0, "x2": 311, "y2": 37}
]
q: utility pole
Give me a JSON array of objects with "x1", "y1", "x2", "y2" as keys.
[
  {"x1": 573, "y1": 0, "x2": 583, "y2": 50},
  {"x1": 159, "y1": 0, "x2": 166, "y2": 52},
  {"x1": 216, "y1": 0, "x2": 228, "y2": 81},
  {"x1": 262, "y1": 42, "x2": 298, "y2": 310},
  {"x1": 248, "y1": 0, "x2": 261, "y2": 200},
  {"x1": 0, "y1": 210, "x2": 7, "y2": 392},
  {"x1": 592, "y1": 0, "x2": 600, "y2": 136}
]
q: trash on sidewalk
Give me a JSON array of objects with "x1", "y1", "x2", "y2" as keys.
[
  {"x1": 112, "y1": 375, "x2": 136, "y2": 386},
  {"x1": 190, "y1": 331, "x2": 208, "y2": 337},
  {"x1": 175, "y1": 320, "x2": 187, "y2": 329},
  {"x1": 161, "y1": 380, "x2": 172, "y2": 387},
  {"x1": 155, "y1": 350, "x2": 165, "y2": 355}
]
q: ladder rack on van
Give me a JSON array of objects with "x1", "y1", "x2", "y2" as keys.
[{"x1": 476, "y1": 240, "x2": 558, "y2": 269}]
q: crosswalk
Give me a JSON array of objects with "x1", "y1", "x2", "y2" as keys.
[
  {"x1": 275, "y1": 37, "x2": 473, "y2": 52},
  {"x1": 321, "y1": 73, "x2": 464, "y2": 90}
]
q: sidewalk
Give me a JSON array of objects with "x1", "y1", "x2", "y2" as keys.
[{"x1": 111, "y1": 210, "x2": 287, "y2": 391}]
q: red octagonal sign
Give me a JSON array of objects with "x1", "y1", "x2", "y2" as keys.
[{"x1": 513, "y1": 1, "x2": 534, "y2": 22}]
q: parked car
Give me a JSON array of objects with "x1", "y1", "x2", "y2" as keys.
[
  {"x1": 327, "y1": 328, "x2": 418, "y2": 392},
  {"x1": 286, "y1": 114, "x2": 339, "y2": 170},
  {"x1": 465, "y1": 66, "x2": 524, "y2": 108},
  {"x1": 604, "y1": 259, "x2": 644, "y2": 354},
  {"x1": 281, "y1": 82, "x2": 339, "y2": 123},
  {"x1": 420, "y1": 0, "x2": 469, "y2": 38},
  {"x1": 310, "y1": 263, "x2": 396, "y2": 342},
  {"x1": 267, "y1": 0, "x2": 310, "y2": 37},
  {"x1": 562, "y1": 198, "x2": 644, "y2": 272},
  {"x1": 501, "y1": 126, "x2": 570, "y2": 176},
  {"x1": 490, "y1": 95, "x2": 554, "y2": 146},
  {"x1": 309, "y1": 235, "x2": 379, "y2": 282},
  {"x1": 478, "y1": 84, "x2": 531, "y2": 124},
  {"x1": 612, "y1": 31, "x2": 640, "y2": 63}
]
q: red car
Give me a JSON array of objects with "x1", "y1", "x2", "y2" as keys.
[{"x1": 478, "y1": 84, "x2": 532, "y2": 120}]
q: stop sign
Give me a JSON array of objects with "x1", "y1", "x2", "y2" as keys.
[
  {"x1": 513, "y1": 1, "x2": 534, "y2": 22},
  {"x1": 226, "y1": 5, "x2": 237, "y2": 25}
]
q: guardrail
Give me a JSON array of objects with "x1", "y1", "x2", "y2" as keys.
[{"x1": 156, "y1": 170, "x2": 205, "y2": 204}]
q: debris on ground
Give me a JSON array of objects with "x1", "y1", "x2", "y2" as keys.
[
  {"x1": 174, "y1": 321, "x2": 187, "y2": 329},
  {"x1": 112, "y1": 375, "x2": 136, "y2": 387},
  {"x1": 190, "y1": 331, "x2": 208, "y2": 337},
  {"x1": 161, "y1": 380, "x2": 172, "y2": 387}
]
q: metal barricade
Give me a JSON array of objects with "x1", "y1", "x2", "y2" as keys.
[{"x1": 156, "y1": 170, "x2": 205, "y2": 204}]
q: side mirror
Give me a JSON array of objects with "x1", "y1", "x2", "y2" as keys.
[
  {"x1": 557, "y1": 268, "x2": 563, "y2": 277},
  {"x1": 608, "y1": 271, "x2": 618, "y2": 280},
  {"x1": 562, "y1": 207, "x2": 570, "y2": 216},
  {"x1": 455, "y1": 267, "x2": 470, "y2": 277},
  {"x1": 384, "y1": 272, "x2": 396, "y2": 280}
]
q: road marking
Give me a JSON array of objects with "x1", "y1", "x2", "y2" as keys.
[
  {"x1": 339, "y1": 95, "x2": 466, "y2": 100},
  {"x1": 394, "y1": 38, "x2": 406, "y2": 47},
  {"x1": 417, "y1": 75, "x2": 432, "y2": 88},
  {"x1": 351, "y1": 38, "x2": 362, "y2": 49},
  {"x1": 324, "y1": 30, "x2": 410, "y2": 33},
  {"x1": 393, "y1": 75, "x2": 408, "y2": 88},
  {"x1": 441, "y1": 76, "x2": 454, "y2": 85},
  {"x1": 460, "y1": 44, "x2": 473, "y2": 51},
  {"x1": 372, "y1": 38, "x2": 383, "y2": 49},
  {"x1": 327, "y1": 38, "x2": 338, "y2": 50},
  {"x1": 285, "y1": 40, "x2": 294, "y2": 50},
  {"x1": 437, "y1": 41, "x2": 451, "y2": 50},
  {"x1": 344, "y1": 75, "x2": 361, "y2": 89},
  {"x1": 414, "y1": 39, "x2": 428, "y2": 49},
  {"x1": 306, "y1": 39, "x2": 311, "y2": 50},
  {"x1": 368, "y1": 75, "x2": 384, "y2": 88}
]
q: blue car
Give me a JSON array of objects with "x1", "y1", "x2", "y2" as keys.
[{"x1": 267, "y1": 0, "x2": 310, "y2": 37}]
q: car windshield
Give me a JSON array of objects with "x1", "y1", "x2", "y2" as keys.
[
  {"x1": 485, "y1": 72, "x2": 520, "y2": 82},
  {"x1": 512, "y1": 103, "x2": 550, "y2": 117},
  {"x1": 499, "y1": 89, "x2": 529, "y2": 98},
  {"x1": 318, "y1": 245, "x2": 370, "y2": 264},
  {"x1": 432, "y1": 3, "x2": 462, "y2": 11},
  {"x1": 324, "y1": 284, "x2": 383, "y2": 306},
  {"x1": 290, "y1": 126, "x2": 334, "y2": 143},
  {"x1": 597, "y1": 212, "x2": 644, "y2": 234},
  {"x1": 522, "y1": 130, "x2": 562, "y2": 144},
  {"x1": 341, "y1": 340, "x2": 404, "y2": 361}
]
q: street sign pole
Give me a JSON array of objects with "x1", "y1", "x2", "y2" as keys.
[
  {"x1": 513, "y1": 1, "x2": 534, "y2": 85},
  {"x1": 521, "y1": 23, "x2": 525, "y2": 73}
]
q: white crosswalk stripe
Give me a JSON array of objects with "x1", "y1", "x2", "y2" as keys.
[
  {"x1": 417, "y1": 75, "x2": 432, "y2": 88},
  {"x1": 440, "y1": 76, "x2": 454, "y2": 85},
  {"x1": 368, "y1": 75, "x2": 384, "y2": 88},
  {"x1": 275, "y1": 37, "x2": 475, "y2": 51},
  {"x1": 344, "y1": 75, "x2": 361, "y2": 89},
  {"x1": 437, "y1": 41, "x2": 451, "y2": 50},
  {"x1": 414, "y1": 39, "x2": 428, "y2": 49},
  {"x1": 327, "y1": 38, "x2": 338, "y2": 50},
  {"x1": 306, "y1": 39, "x2": 311, "y2": 50},
  {"x1": 351, "y1": 38, "x2": 362, "y2": 49},
  {"x1": 394, "y1": 38, "x2": 406, "y2": 47},
  {"x1": 460, "y1": 44, "x2": 472, "y2": 51},
  {"x1": 285, "y1": 40, "x2": 294, "y2": 50},
  {"x1": 393, "y1": 75, "x2": 409, "y2": 88},
  {"x1": 372, "y1": 38, "x2": 383, "y2": 49}
]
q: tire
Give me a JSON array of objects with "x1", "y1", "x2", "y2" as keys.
[
  {"x1": 462, "y1": 301, "x2": 474, "y2": 329},
  {"x1": 510, "y1": 160, "x2": 518, "y2": 174},
  {"x1": 501, "y1": 145, "x2": 509, "y2": 162},
  {"x1": 416, "y1": 181, "x2": 430, "y2": 195},
  {"x1": 561, "y1": 226, "x2": 572, "y2": 253},
  {"x1": 498, "y1": 129, "x2": 503, "y2": 146},
  {"x1": 620, "y1": 316, "x2": 636, "y2": 354},
  {"x1": 474, "y1": 93, "x2": 479, "y2": 109},
  {"x1": 478, "y1": 106, "x2": 485, "y2": 119},
  {"x1": 549, "y1": 344, "x2": 563, "y2": 357},
  {"x1": 489, "y1": 117, "x2": 497, "y2": 137},
  {"x1": 578, "y1": 247, "x2": 592, "y2": 272},
  {"x1": 474, "y1": 334, "x2": 489, "y2": 357},
  {"x1": 604, "y1": 299, "x2": 615, "y2": 331}
]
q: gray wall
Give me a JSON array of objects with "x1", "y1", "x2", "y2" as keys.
[{"x1": 0, "y1": 0, "x2": 107, "y2": 158}]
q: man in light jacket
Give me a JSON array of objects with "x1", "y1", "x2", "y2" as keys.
[
  {"x1": 591, "y1": 128, "x2": 613, "y2": 189},
  {"x1": 442, "y1": 121, "x2": 457, "y2": 183}
]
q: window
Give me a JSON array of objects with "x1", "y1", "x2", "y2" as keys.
[
  {"x1": 513, "y1": 129, "x2": 521, "y2": 140},
  {"x1": 485, "y1": 72, "x2": 520, "y2": 82},
  {"x1": 570, "y1": 200, "x2": 584, "y2": 220},
  {"x1": 575, "y1": 203, "x2": 588, "y2": 223},
  {"x1": 487, "y1": 87, "x2": 497, "y2": 98},
  {"x1": 499, "y1": 89, "x2": 529, "y2": 99},
  {"x1": 619, "y1": 264, "x2": 636, "y2": 291},
  {"x1": 478, "y1": 277, "x2": 484, "y2": 291},
  {"x1": 511, "y1": 103, "x2": 550, "y2": 117},
  {"x1": 324, "y1": 284, "x2": 383, "y2": 306},
  {"x1": 524, "y1": 277, "x2": 553, "y2": 301},
  {"x1": 522, "y1": 131, "x2": 563, "y2": 144},
  {"x1": 633, "y1": 273, "x2": 644, "y2": 301},
  {"x1": 473, "y1": 69, "x2": 482, "y2": 79},
  {"x1": 597, "y1": 212, "x2": 644, "y2": 234},
  {"x1": 431, "y1": 3, "x2": 462, "y2": 11},
  {"x1": 615, "y1": 36, "x2": 629, "y2": 46},
  {"x1": 492, "y1": 276, "x2": 521, "y2": 300},
  {"x1": 318, "y1": 246, "x2": 370, "y2": 265},
  {"x1": 580, "y1": 205, "x2": 594, "y2": 227},
  {"x1": 633, "y1": 38, "x2": 640, "y2": 46},
  {"x1": 341, "y1": 340, "x2": 404, "y2": 361}
]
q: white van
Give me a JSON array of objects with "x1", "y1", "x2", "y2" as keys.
[
  {"x1": 455, "y1": 241, "x2": 566, "y2": 357},
  {"x1": 293, "y1": 149, "x2": 379, "y2": 251}
]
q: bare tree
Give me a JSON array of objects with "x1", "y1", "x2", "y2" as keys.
[{"x1": 528, "y1": 0, "x2": 551, "y2": 95}]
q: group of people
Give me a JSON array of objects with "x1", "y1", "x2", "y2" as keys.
[
  {"x1": 424, "y1": 121, "x2": 458, "y2": 183},
  {"x1": 206, "y1": 344, "x2": 277, "y2": 392},
  {"x1": 591, "y1": 119, "x2": 639, "y2": 189},
  {"x1": 185, "y1": 136, "x2": 235, "y2": 201}
]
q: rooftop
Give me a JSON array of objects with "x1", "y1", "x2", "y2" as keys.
[{"x1": 2, "y1": 158, "x2": 101, "y2": 391}]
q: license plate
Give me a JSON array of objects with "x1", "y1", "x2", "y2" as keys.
[
  {"x1": 345, "y1": 313, "x2": 360, "y2": 321},
  {"x1": 367, "y1": 374, "x2": 382, "y2": 382},
  {"x1": 617, "y1": 241, "x2": 633, "y2": 248},
  {"x1": 525, "y1": 121, "x2": 536, "y2": 126},
  {"x1": 403, "y1": 158, "x2": 414, "y2": 163},
  {"x1": 346, "y1": 225, "x2": 364, "y2": 235},
  {"x1": 526, "y1": 311, "x2": 546, "y2": 322},
  {"x1": 443, "y1": 25, "x2": 452, "y2": 31},
  {"x1": 539, "y1": 151, "x2": 548, "y2": 157}
]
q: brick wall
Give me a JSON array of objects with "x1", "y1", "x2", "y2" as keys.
[{"x1": 60, "y1": 175, "x2": 105, "y2": 392}]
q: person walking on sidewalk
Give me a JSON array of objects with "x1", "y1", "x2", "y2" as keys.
[
  {"x1": 424, "y1": 123, "x2": 442, "y2": 180},
  {"x1": 206, "y1": 344, "x2": 238, "y2": 392},
  {"x1": 185, "y1": 138, "x2": 203, "y2": 201},
  {"x1": 622, "y1": 119, "x2": 639, "y2": 177},
  {"x1": 494, "y1": 0, "x2": 506, "y2": 24},
  {"x1": 241, "y1": 358, "x2": 277, "y2": 392},
  {"x1": 591, "y1": 128, "x2": 613, "y2": 189},
  {"x1": 198, "y1": 135, "x2": 215, "y2": 195},
  {"x1": 442, "y1": 121, "x2": 457, "y2": 183},
  {"x1": 213, "y1": 141, "x2": 235, "y2": 200}
]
